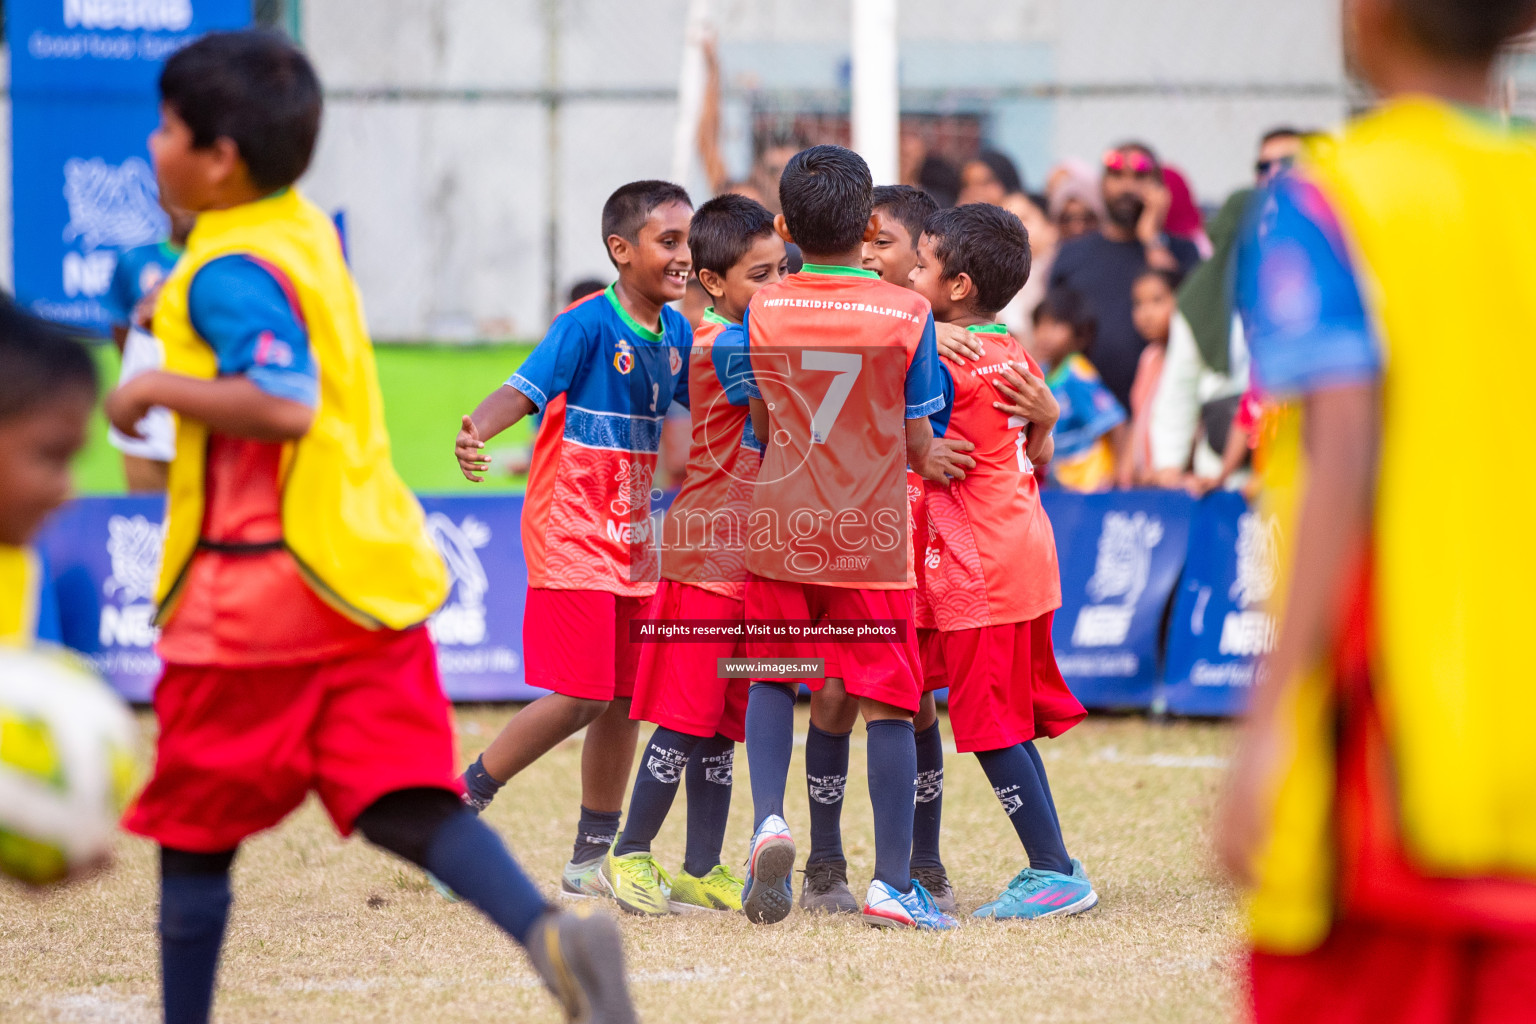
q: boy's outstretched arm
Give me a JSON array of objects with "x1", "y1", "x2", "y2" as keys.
[
  {"x1": 457, "y1": 385, "x2": 537, "y2": 482},
  {"x1": 107, "y1": 370, "x2": 313, "y2": 442},
  {"x1": 1215, "y1": 382, "x2": 1379, "y2": 886}
]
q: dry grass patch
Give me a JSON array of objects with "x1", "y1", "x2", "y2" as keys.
[{"x1": 1, "y1": 706, "x2": 1241, "y2": 1024}]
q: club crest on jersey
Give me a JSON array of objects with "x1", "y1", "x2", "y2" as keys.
[
  {"x1": 668, "y1": 346, "x2": 682, "y2": 376},
  {"x1": 613, "y1": 338, "x2": 636, "y2": 375}
]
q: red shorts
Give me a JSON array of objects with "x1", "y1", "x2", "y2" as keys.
[
  {"x1": 123, "y1": 627, "x2": 459, "y2": 852},
  {"x1": 920, "y1": 613, "x2": 1086, "y2": 752},
  {"x1": 630, "y1": 581, "x2": 749, "y2": 741},
  {"x1": 1250, "y1": 918, "x2": 1536, "y2": 1024},
  {"x1": 523, "y1": 587, "x2": 651, "y2": 701},
  {"x1": 744, "y1": 576, "x2": 922, "y2": 713},
  {"x1": 918, "y1": 627, "x2": 945, "y2": 693}
]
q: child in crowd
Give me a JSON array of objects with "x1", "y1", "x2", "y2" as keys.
[
  {"x1": 1031, "y1": 287, "x2": 1126, "y2": 491},
  {"x1": 106, "y1": 32, "x2": 634, "y2": 1024},
  {"x1": 453, "y1": 180, "x2": 693, "y2": 902},
  {"x1": 908, "y1": 201, "x2": 1095, "y2": 919},
  {"x1": 0, "y1": 303, "x2": 96, "y2": 647},
  {"x1": 602, "y1": 193, "x2": 787, "y2": 916},
  {"x1": 739, "y1": 145, "x2": 972, "y2": 931},
  {"x1": 1121, "y1": 268, "x2": 1179, "y2": 487}
]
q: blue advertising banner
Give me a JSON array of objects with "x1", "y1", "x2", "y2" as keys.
[
  {"x1": 1041, "y1": 489, "x2": 1195, "y2": 710},
  {"x1": 7, "y1": 0, "x2": 250, "y2": 333},
  {"x1": 1163, "y1": 492, "x2": 1279, "y2": 716},
  {"x1": 34, "y1": 496, "x2": 550, "y2": 703}
]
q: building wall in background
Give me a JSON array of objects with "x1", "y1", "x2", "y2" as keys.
[{"x1": 4, "y1": 0, "x2": 1357, "y2": 339}]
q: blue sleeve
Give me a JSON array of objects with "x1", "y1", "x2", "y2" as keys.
[
  {"x1": 508, "y1": 310, "x2": 591, "y2": 410},
  {"x1": 671, "y1": 315, "x2": 694, "y2": 409},
  {"x1": 928, "y1": 361, "x2": 955, "y2": 437},
  {"x1": 188, "y1": 255, "x2": 317, "y2": 406},
  {"x1": 1235, "y1": 175, "x2": 1381, "y2": 397},
  {"x1": 32, "y1": 550, "x2": 62, "y2": 646},
  {"x1": 740, "y1": 306, "x2": 761, "y2": 400},
  {"x1": 103, "y1": 253, "x2": 138, "y2": 326},
  {"x1": 712, "y1": 324, "x2": 755, "y2": 406},
  {"x1": 904, "y1": 314, "x2": 946, "y2": 419}
]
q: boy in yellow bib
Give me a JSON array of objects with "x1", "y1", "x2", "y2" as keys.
[
  {"x1": 1218, "y1": 1, "x2": 1536, "y2": 1021},
  {"x1": 103, "y1": 31, "x2": 634, "y2": 1024}
]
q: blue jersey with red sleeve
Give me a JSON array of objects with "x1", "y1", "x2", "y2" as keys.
[{"x1": 510, "y1": 284, "x2": 693, "y2": 595}]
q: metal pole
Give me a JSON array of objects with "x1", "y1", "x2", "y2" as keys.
[
  {"x1": 671, "y1": 0, "x2": 711, "y2": 189},
  {"x1": 543, "y1": 0, "x2": 562, "y2": 324},
  {"x1": 850, "y1": 0, "x2": 898, "y2": 185}
]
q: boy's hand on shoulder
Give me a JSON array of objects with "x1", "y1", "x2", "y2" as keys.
[
  {"x1": 456, "y1": 414, "x2": 491, "y2": 482},
  {"x1": 990, "y1": 362, "x2": 1058, "y2": 430},
  {"x1": 917, "y1": 435, "x2": 975, "y2": 483},
  {"x1": 934, "y1": 322, "x2": 983, "y2": 364},
  {"x1": 105, "y1": 371, "x2": 170, "y2": 439}
]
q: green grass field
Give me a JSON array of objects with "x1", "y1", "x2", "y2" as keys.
[
  {"x1": 0, "y1": 707, "x2": 1242, "y2": 1024},
  {"x1": 77, "y1": 343, "x2": 539, "y2": 495}
]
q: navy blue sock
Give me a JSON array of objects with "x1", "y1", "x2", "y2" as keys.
[
  {"x1": 571, "y1": 805, "x2": 621, "y2": 865},
  {"x1": 745, "y1": 683, "x2": 795, "y2": 827},
  {"x1": 424, "y1": 811, "x2": 549, "y2": 945},
  {"x1": 1024, "y1": 741, "x2": 1062, "y2": 834},
  {"x1": 975, "y1": 743, "x2": 1071, "y2": 875},
  {"x1": 159, "y1": 849, "x2": 234, "y2": 1024},
  {"x1": 613, "y1": 727, "x2": 701, "y2": 857},
  {"x1": 683, "y1": 734, "x2": 735, "y2": 877},
  {"x1": 911, "y1": 721, "x2": 946, "y2": 872},
  {"x1": 804, "y1": 722, "x2": 850, "y2": 865},
  {"x1": 461, "y1": 754, "x2": 503, "y2": 812},
  {"x1": 866, "y1": 718, "x2": 917, "y2": 890}
]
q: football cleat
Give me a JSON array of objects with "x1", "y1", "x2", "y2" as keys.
[
  {"x1": 525, "y1": 905, "x2": 638, "y2": 1024},
  {"x1": 862, "y1": 878, "x2": 958, "y2": 931},
  {"x1": 741, "y1": 813, "x2": 795, "y2": 924},
  {"x1": 972, "y1": 867, "x2": 1098, "y2": 921},
  {"x1": 668, "y1": 863, "x2": 744, "y2": 913},
  {"x1": 912, "y1": 864, "x2": 957, "y2": 914},
  {"x1": 599, "y1": 849, "x2": 672, "y2": 917},
  {"x1": 799, "y1": 858, "x2": 860, "y2": 914},
  {"x1": 560, "y1": 856, "x2": 609, "y2": 900}
]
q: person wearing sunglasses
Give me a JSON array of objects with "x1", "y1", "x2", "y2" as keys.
[
  {"x1": 1047, "y1": 142, "x2": 1201, "y2": 412},
  {"x1": 1254, "y1": 126, "x2": 1305, "y2": 184}
]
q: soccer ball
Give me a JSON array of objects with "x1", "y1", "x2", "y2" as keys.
[{"x1": 0, "y1": 646, "x2": 136, "y2": 885}]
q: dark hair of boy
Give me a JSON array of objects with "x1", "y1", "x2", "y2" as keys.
[
  {"x1": 0, "y1": 302, "x2": 99, "y2": 423},
  {"x1": 871, "y1": 185, "x2": 939, "y2": 249},
  {"x1": 159, "y1": 30, "x2": 322, "y2": 193},
  {"x1": 601, "y1": 180, "x2": 692, "y2": 267},
  {"x1": 689, "y1": 193, "x2": 777, "y2": 278},
  {"x1": 1134, "y1": 267, "x2": 1184, "y2": 293},
  {"x1": 778, "y1": 145, "x2": 874, "y2": 257},
  {"x1": 922, "y1": 203, "x2": 1033, "y2": 317},
  {"x1": 566, "y1": 279, "x2": 607, "y2": 305},
  {"x1": 1032, "y1": 286, "x2": 1098, "y2": 354},
  {"x1": 1394, "y1": 0, "x2": 1536, "y2": 61}
]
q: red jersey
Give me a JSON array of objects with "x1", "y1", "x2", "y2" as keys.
[
  {"x1": 660, "y1": 310, "x2": 763, "y2": 600},
  {"x1": 743, "y1": 265, "x2": 945, "y2": 589},
  {"x1": 922, "y1": 324, "x2": 1062, "y2": 629},
  {"x1": 512, "y1": 286, "x2": 693, "y2": 596}
]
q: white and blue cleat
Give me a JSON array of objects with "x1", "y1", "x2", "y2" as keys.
[
  {"x1": 741, "y1": 813, "x2": 795, "y2": 924},
  {"x1": 861, "y1": 878, "x2": 959, "y2": 930}
]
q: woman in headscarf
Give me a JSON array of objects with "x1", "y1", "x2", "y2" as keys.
[{"x1": 1046, "y1": 159, "x2": 1104, "y2": 242}]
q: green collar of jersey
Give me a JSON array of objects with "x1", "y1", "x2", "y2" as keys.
[
  {"x1": 963, "y1": 322, "x2": 1008, "y2": 334},
  {"x1": 605, "y1": 283, "x2": 664, "y2": 342},
  {"x1": 702, "y1": 306, "x2": 736, "y2": 326},
  {"x1": 800, "y1": 262, "x2": 879, "y2": 279},
  {"x1": 157, "y1": 240, "x2": 185, "y2": 262}
]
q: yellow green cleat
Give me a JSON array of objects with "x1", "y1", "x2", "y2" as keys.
[
  {"x1": 668, "y1": 864, "x2": 745, "y2": 913},
  {"x1": 598, "y1": 849, "x2": 673, "y2": 917}
]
